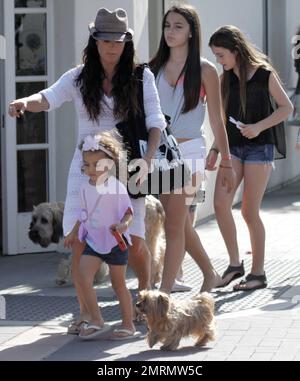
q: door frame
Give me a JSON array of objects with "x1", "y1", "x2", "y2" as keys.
[
  {"x1": 3, "y1": 0, "x2": 56, "y2": 254},
  {"x1": 0, "y1": 0, "x2": 4, "y2": 254}
]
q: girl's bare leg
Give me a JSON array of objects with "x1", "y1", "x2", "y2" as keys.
[
  {"x1": 77, "y1": 255, "x2": 104, "y2": 329},
  {"x1": 71, "y1": 240, "x2": 90, "y2": 321},
  {"x1": 159, "y1": 192, "x2": 189, "y2": 293},
  {"x1": 184, "y1": 212, "x2": 222, "y2": 291},
  {"x1": 128, "y1": 235, "x2": 151, "y2": 291},
  {"x1": 241, "y1": 163, "x2": 272, "y2": 285},
  {"x1": 213, "y1": 159, "x2": 244, "y2": 284},
  {"x1": 110, "y1": 264, "x2": 136, "y2": 335}
]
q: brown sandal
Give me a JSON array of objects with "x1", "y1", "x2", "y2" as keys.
[{"x1": 216, "y1": 261, "x2": 245, "y2": 288}]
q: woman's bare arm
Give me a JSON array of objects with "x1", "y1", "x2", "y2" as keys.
[{"x1": 8, "y1": 93, "x2": 50, "y2": 117}]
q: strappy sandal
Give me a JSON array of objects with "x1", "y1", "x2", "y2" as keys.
[
  {"x1": 78, "y1": 323, "x2": 111, "y2": 340},
  {"x1": 233, "y1": 272, "x2": 267, "y2": 292},
  {"x1": 110, "y1": 328, "x2": 142, "y2": 341},
  {"x1": 216, "y1": 261, "x2": 245, "y2": 288}
]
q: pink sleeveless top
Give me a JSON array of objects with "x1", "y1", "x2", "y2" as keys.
[{"x1": 78, "y1": 176, "x2": 133, "y2": 254}]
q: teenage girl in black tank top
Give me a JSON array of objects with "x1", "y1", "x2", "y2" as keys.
[{"x1": 207, "y1": 25, "x2": 293, "y2": 291}]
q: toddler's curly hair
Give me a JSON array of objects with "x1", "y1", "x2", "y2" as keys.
[{"x1": 78, "y1": 130, "x2": 127, "y2": 182}]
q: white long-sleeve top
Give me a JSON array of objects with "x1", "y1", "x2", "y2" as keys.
[{"x1": 40, "y1": 65, "x2": 166, "y2": 235}]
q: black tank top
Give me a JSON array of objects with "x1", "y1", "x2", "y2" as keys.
[{"x1": 226, "y1": 67, "x2": 286, "y2": 158}]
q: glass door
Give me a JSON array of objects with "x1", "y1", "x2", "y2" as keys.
[{"x1": 3, "y1": 0, "x2": 55, "y2": 254}]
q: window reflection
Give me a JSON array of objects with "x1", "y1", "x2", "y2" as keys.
[
  {"x1": 17, "y1": 150, "x2": 48, "y2": 212},
  {"x1": 15, "y1": 14, "x2": 47, "y2": 76},
  {"x1": 16, "y1": 82, "x2": 47, "y2": 144},
  {"x1": 15, "y1": 0, "x2": 46, "y2": 8}
]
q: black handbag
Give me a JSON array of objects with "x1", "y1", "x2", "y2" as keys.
[{"x1": 116, "y1": 65, "x2": 191, "y2": 198}]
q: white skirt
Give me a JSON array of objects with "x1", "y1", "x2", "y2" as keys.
[{"x1": 178, "y1": 138, "x2": 206, "y2": 175}]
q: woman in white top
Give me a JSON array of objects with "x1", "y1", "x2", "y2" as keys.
[
  {"x1": 150, "y1": 4, "x2": 236, "y2": 293},
  {"x1": 9, "y1": 8, "x2": 166, "y2": 329}
]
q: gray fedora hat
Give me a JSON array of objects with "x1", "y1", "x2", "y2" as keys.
[{"x1": 89, "y1": 8, "x2": 134, "y2": 42}]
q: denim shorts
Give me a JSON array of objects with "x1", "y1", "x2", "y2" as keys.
[
  {"x1": 230, "y1": 144, "x2": 275, "y2": 164},
  {"x1": 83, "y1": 243, "x2": 128, "y2": 266}
]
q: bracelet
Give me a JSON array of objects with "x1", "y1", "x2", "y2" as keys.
[
  {"x1": 121, "y1": 220, "x2": 129, "y2": 228},
  {"x1": 210, "y1": 147, "x2": 219, "y2": 154},
  {"x1": 221, "y1": 155, "x2": 232, "y2": 161},
  {"x1": 219, "y1": 164, "x2": 233, "y2": 169}
]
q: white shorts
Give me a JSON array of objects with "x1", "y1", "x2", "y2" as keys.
[
  {"x1": 178, "y1": 138, "x2": 206, "y2": 175},
  {"x1": 128, "y1": 197, "x2": 146, "y2": 240}
]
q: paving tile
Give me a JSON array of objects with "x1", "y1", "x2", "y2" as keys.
[{"x1": 251, "y1": 353, "x2": 274, "y2": 361}]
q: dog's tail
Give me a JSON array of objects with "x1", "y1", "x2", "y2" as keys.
[
  {"x1": 193, "y1": 292, "x2": 215, "y2": 312},
  {"x1": 155, "y1": 200, "x2": 165, "y2": 225}
]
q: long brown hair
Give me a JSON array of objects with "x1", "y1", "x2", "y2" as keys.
[
  {"x1": 149, "y1": 4, "x2": 202, "y2": 113},
  {"x1": 209, "y1": 25, "x2": 277, "y2": 117},
  {"x1": 75, "y1": 36, "x2": 139, "y2": 122}
]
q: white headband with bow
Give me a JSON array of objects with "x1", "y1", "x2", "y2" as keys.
[{"x1": 82, "y1": 135, "x2": 114, "y2": 158}]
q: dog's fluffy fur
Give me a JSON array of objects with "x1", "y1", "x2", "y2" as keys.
[
  {"x1": 144, "y1": 196, "x2": 165, "y2": 286},
  {"x1": 29, "y1": 196, "x2": 166, "y2": 287},
  {"x1": 29, "y1": 202, "x2": 65, "y2": 248},
  {"x1": 55, "y1": 255, "x2": 108, "y2": 286},
  {"x1": 136, "y1": 290, "x2": 216, "y2": 350},
  {"x1": 28, "y1": 202, "x2": 108, "y2": 286}
]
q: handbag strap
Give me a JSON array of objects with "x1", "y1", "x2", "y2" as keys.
[{"x1": 82, "y1": 188, "x2": 103, "y2": 220}]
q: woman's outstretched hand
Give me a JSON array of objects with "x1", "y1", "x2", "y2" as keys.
[{"x1": 8, "y1": 99, "x2": 28, "y2": 118}]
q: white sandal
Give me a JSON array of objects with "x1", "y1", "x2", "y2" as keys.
[
  {"x1": 110, "y1": 328, "x2": 142, "y2": 341},
  {"x1": 78, "y1": 323, "x2": 110, "y2": 340}
]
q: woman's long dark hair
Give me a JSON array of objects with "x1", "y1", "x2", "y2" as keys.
[
  {"x1": 149, "y1": 4, "x2": 202, "y2": 114},
  {"x1": 75, "y1": 36, "x2": 139, "y2": 122},
  {"x1": 209, "y1": 25, "x2": 277, "y2": 117}
]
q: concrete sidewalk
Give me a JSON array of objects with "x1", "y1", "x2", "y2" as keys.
[{"x1": 0, "y1": 179, "x2": 299, "y2": 361}]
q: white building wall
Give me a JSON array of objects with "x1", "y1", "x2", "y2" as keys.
[
  {"x1": 53, "y1": 0, "x2": 77, "y2": 202},
  {"x1": 261, "y1": 0, "x2": 300, "y2": 190},
  {"x1": 286, "y1": 0, "x2": 300, "y2": 88}
]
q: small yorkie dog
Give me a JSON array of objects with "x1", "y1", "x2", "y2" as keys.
[{"x1": 136, "y1": 290, "x2": 216, "y2": 351}]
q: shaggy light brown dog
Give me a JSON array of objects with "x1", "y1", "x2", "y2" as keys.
[
  {"x1": 28, "y1": 202, "x2": 108, "y2": 286},
  {"x1": 29, "y1": 196, "x2": 166, "y2": 286},
  {"x1": 29, "y1": 202, "x2": 65, "y2": 248},
  {"x1": 136, "y1": 290, "x2": 216, "y2": 350}
]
